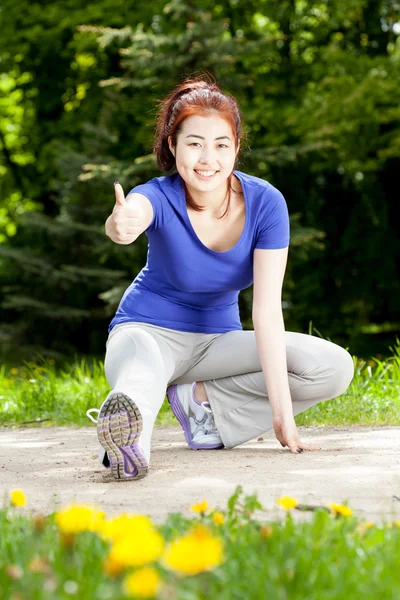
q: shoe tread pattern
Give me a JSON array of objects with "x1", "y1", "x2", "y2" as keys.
[{"x1": 97, "y1": 393, "x2": 148, "y2": 481}]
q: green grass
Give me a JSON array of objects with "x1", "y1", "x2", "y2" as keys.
[
  {"x1": 0, "y1": 339, "x2": 399, "y2": 428},
  {"x1": 1, "y1": 486, "x2": 400, "y2": 599}
]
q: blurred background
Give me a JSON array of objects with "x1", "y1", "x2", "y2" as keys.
[{"x1": 0, "y1": 0, "x2": 399, "y2": 365}]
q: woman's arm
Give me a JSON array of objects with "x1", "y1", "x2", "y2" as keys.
[
  {"x1": 252, "y1": 247, "x2": 292, "y2": 418},
  {"x1": 252, "y1": 247, "x2": 321, "y2": 453},
  {"x1": 253, "y1": 309, "x2": 293, "y2": 419}
]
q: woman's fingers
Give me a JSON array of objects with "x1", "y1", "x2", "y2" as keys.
[
  {"x1": 288, "y1": 441, "x2": 301, "y2": 454},
  {"x1": 273, "y1": 419, "x2": 321, "y2": 452},
  {"x1": 287, "y1": 440, "x2": 322, "y2": 453}
]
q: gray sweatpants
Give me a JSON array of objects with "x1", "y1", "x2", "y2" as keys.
[{"x1": 104, "y1": 322, "x2": 354, "y2": 463}]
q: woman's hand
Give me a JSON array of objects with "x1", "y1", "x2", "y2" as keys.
[
  {"x1": 105, "y1": 183, "x2": 145, "y2": 245},
  {"x1": 273, "y1": 414, "x2": 321, "y2": 454}
]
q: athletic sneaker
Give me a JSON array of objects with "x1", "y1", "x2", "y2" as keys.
[
  {"x1": 166, "y1": 382, "x2": 224, "y2": 450},
  {"x1": 87, "y1": 408, "x2": 111, "y2": 469},
  {"x1": 86, "y1": 392, "x2": 148, "y2": 480}
]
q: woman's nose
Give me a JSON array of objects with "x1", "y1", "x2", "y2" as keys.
[{"x1": 199, "y1": 148, "x2": 216, "y2": 163}]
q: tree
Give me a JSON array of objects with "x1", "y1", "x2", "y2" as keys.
[{"x1": 0, "y1": 0, "x2": 399, "y2": 362}]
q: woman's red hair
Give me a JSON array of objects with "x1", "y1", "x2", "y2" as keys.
[{"x1": 153, "y1": 75, "x2": 243, "y2": 218}]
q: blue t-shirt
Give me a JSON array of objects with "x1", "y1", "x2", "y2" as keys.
[{"x1": 109, "y1": 170, "x2": 290, "y2": 334}]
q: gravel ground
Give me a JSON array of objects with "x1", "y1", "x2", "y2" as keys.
[{"x1": 1, "y1": 425, "x2": 400, "y2": 524}]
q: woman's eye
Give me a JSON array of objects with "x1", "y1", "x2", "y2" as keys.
[{"x1": 189, "y1": 142, "x2": 229, "y2": 148}]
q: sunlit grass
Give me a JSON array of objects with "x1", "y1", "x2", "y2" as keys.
[
  {"x1": 1, "y1": 340, "x2": 399, "y2": 427},
  {"x1": 296, "y1": 339, "x2": 400, "y2": 426},
  {"x1": 1, "y1": 486, "x2": 400, "y2": 599}
]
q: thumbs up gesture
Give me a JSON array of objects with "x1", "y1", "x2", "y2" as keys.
[{"x1": 105, "y1": 182, "x2": 146, "y2": 245}]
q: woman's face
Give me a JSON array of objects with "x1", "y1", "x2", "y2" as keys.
[{"x1": 168, "y1": 113, "x2": 239, "y2": 198}]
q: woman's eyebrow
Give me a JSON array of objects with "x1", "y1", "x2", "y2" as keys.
[{"x1": 185, "y1": 134, "x2": 231, "y2": 141}]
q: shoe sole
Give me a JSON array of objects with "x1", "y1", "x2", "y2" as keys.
[
  {"x1": 97, "y1": 392, "x2": 148, "y2": 481},
  {"x1": 167, "y1": 385, "x2": 224, "y2": 450}
]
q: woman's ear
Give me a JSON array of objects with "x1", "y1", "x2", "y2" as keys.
[{"x1": 168, "y1": 136, "x2": 175, "y2": 157}]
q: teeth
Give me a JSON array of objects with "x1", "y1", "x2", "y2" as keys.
[{"x1": 195, "y1": 170, "x2": 217, "y2": 177}]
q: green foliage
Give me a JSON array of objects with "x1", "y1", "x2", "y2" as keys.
[
  {"x1": 0, "y1": 341, "x2": 399, "y2": 427},
  {"x1": 1, "y1": 486, "x2": 400, "y2": 599},
  {"x1": 296, "y1": 335, "x2": 400, "y2": 425},
  {"x1": 0, "y1": 0, "x2": 399, "y2": 361}
]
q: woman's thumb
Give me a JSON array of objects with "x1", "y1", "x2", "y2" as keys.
[{"x1": 114, "y1": 181, "x2": 126, "y2": 206}]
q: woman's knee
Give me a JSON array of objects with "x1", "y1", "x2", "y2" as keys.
[
  {"x1": 104, "y1": 326, "x2": 164, "y2": 387},
  {"x1": 304, "y1": 343, "x2": 354, "y2": 402},
  {"x1": 327, "y1": 346, "x2": 355, "y2": 399}
]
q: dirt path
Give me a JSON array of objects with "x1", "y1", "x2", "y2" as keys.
[{"x1": 1, "y1": 425, "x2": 399, "y2": 523}]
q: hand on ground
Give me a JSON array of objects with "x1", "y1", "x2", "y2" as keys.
[{"x1": 273, "y1": 414, "x2": 321, "y2": 454}]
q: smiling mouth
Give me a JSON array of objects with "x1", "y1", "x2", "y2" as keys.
[{"x1": 194, "y1": 170, "x2": 219, "y2": 178}]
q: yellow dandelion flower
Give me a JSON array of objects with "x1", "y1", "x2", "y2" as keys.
[
  {"x1": 55, "y1": 505, "x2": 105, "y2": 534},
  {"x1": 123, "y1": 567, "x2": 162, "y2": 598},
  {"x1": 103, "y1": 554, "x2": 125, "y2": 577},
  {"x1": 99, "y1": 514, "x2": 154, "y2": 543},
  {"x1": 276, "y1": 496, "x2": 299, "y2": 511},
  {"x1": 355, "y1": 522, "x2": 372, "y2": 535},
  {"x1": 163, "y1": 524, "x2": 223, "y2": 576},
  {"x1": 108, "y1": 529, "x2": 165, "y2": 568},
  {"x1": 10, "y1": 368, "x2": 19, "y2": 375},
  {"x1": 328, "y1": 503, "x2": 353, "y2": 517},
  {"x1": 212, "y1": 512, "x2": 225, "y2": 526},
  {"x1": 10, "y1": 490, "x2": 26, "y2": 507},
  {"x1": 392, "y1": 520, "x2": 400, "y2": 528},
  {"x1": 190, "y1": 500, "x2": 208, "y2": 514}
]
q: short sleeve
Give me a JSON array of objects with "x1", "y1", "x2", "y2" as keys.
[
  {"x1": 254, "y1": 186, "x2": 290, "y2": 249},
  {"x1": 127, "y1": 179, "x2": 168, "y2": 232}
]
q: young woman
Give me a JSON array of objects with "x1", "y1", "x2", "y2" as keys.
[{"x1": 87, "y1": 77, "x2": 354, "y2": 481}]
